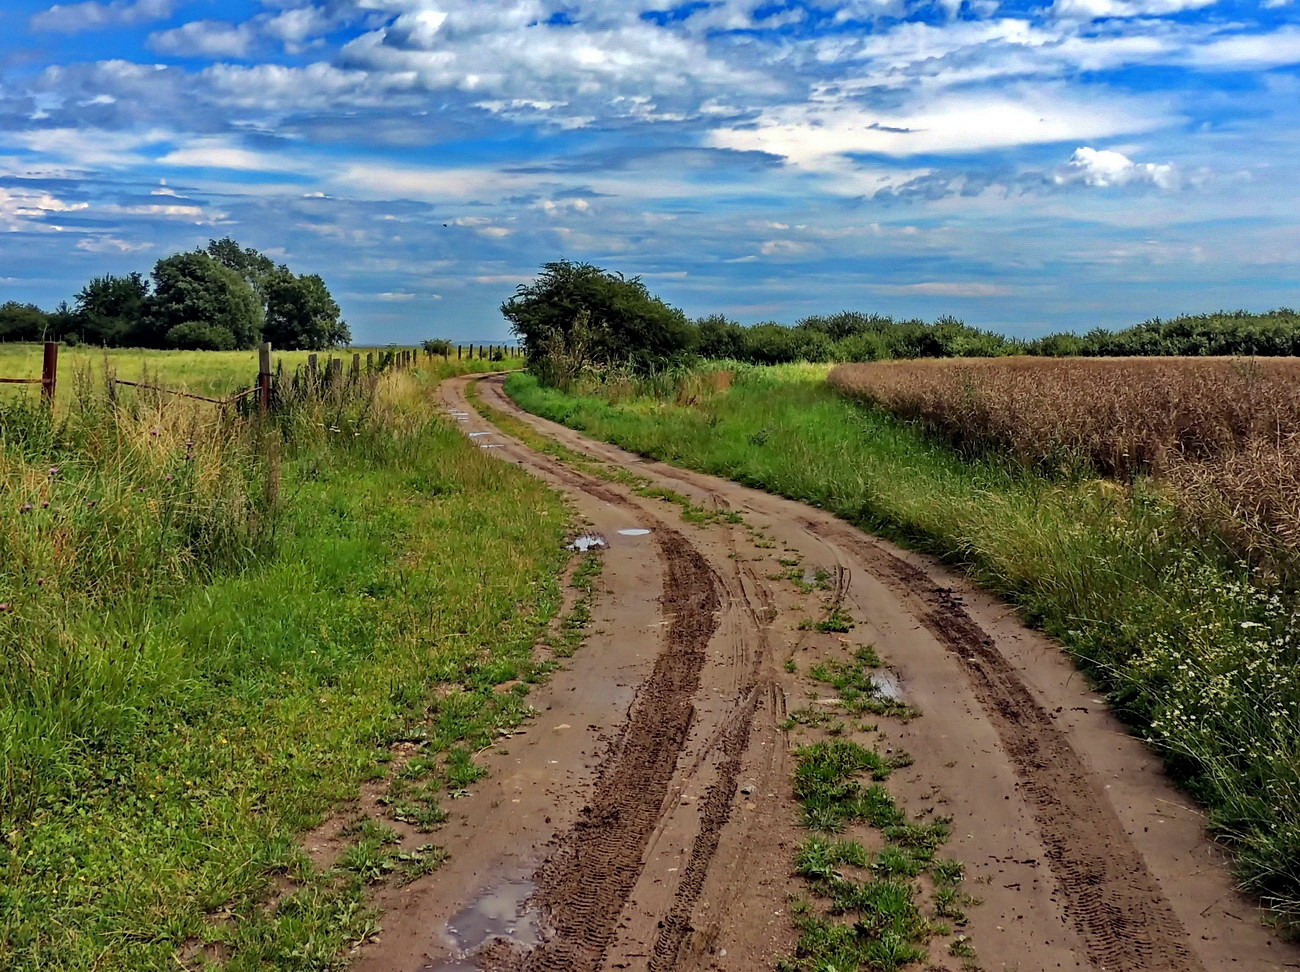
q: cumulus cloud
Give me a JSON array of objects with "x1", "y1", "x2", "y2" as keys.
[
  {"x1": 30, "y1": 0, "x2": 175, "y2": 33},
  {"x1": 149, "y1": 20, "x2": 256, "y2": 58},
  {"x1": 0, "y1": 186, "x2": 89, "y2": 230},
  {"x1": 1053, "y1": 146, "x2": 1178, "y2": 188}
]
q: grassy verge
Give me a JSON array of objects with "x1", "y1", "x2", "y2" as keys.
[
  {"x1": 0, "y1": 364, "x2": 569, "y2": 970},
  {"x1": 505, "y1": 364, "x2": 1300, "y2": 929}
]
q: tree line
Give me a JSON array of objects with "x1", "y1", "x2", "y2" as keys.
[
  {"x1": 0, "y1": 239, "x2": 349, "y2": 351},
  {"x1": 502, "y1": 260, "x2": 1300, "y2": 379}
]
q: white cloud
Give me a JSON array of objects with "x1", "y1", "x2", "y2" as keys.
[
  {"x1": 149, "y1": 20, "x2": 255, "y2": 58},
  {"x1": 872, "y1": 281, "x2": 1013, "y2": 296},
  {"x1": 1182, "y1": 27, "x2": 1300, "y2": 68},
  {"x1": 0, "y1": 186, "x2": 89, "y2": 231},
  {"x1": 76, "y1": 235, "x2": 153, "y2": 253},
  {"x1": 1050, "y1": 0, "x2": 1218, "y2": 20},
  {"x1": 760, "y1": 239, "x2": 815, "y2": 256},
  {"x1": 709, "y1": 86, "x2": 1173, "y2": 161},
  {"x1": 11, "y1": 127, "x2": 171, "y2": 168},
  {"x1": 30, "y1": 0, "x2": 174, "y2": 33},
  {"x1": 1054, "y1": 146, "x2": 1179, "y2": 188},
  {"x1": 157, "y1": 137, "x2": 308, "y2": 172}
]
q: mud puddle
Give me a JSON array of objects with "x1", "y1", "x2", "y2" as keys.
[
  {"x1": 871, "y1": 670, "x2": 904, "y2": 701},
  {"x1": 421, "y1": 867, "x2": 543, "y2": 971},
  {"x1": 617, "y1": 528, "x2": 652, "y2": 536},
  {"x1": 568, "y1": 534, "x2": 606, "y2": 552}
]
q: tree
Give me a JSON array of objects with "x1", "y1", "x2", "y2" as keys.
[
  {"x1": 147, "y1": 251, "x2": 264, "y2": 350},
  {"x1": 206, "y1": 237, "x2": 277, "y2": 302},
  {"x1": 0, "y1": 302, "x2": 50, "y2": 342},
  {"x1": 502, "y1": 260, "x2": 695, "y2": 376},
  {"x1": 262, "y1": 270, "x2": 349, "y2": 350},
  {"x1": 73, "y1": 273, "x2": 150, "y2": 345}
]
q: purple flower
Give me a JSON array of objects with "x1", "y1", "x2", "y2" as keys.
[
  {"x1": 86, "y1": 499, "x2": 97, "y2": 508},
  {"x1": 48, "y1": 467, "x2": 59, "y2": 477},
  {"x1": 41, "y1": 501, "x2": 49, "y2": 509},
  {"x1": 36, "y1": 578, "x2": 45, "y2": 587},
  {"x1": 165, "y1": 475, "x2": 174, "y2": 482},
  {"x1": 186, "y1": 440, "x2": 194, "y2": 448},
  {"x1": 0, "y1": 603, "x2": 9, "y2": 612},
  {"x1": 151, "y1": 429, "x2": 159, "y2": 436},
  {"x1": 20, "y1": 504, "x2": 32, "y2": 513}
]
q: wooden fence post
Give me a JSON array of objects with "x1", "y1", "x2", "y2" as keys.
[
  {"x1": 457, "y1": 345, "x2": 462, "y2": 360},
  {"x1": 308, "y1": 353, "x2": 318, "y2": 381},
  {"x1": 330, "y1": 358, "x2": 342, "y2": 381},
  {"x1": 41, "y1": 341, "x2": 58, "y2": 407},
  {"x1": 366, "y1": 352, "x2": 374, "y2": 373},
  {"x1": 258, "y1": 342, "x2": 272, "y2": 414},
  {"x1": 351, "y1": 353, "x2": 360, "y2": 379}
]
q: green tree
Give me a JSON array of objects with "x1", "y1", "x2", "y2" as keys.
[
  {"x1": 502, "y1": 260, "x2": 696, "y2": 376},
  {"x1": 206, "y1": 237, "x2": 277, "y2": 302},
  {"x1": 0, "y1": 302, "x2": 50, "y2": 342},
  {"x1": 73, "y1": 273, "x2": 150, "y2": 345},
  {"x1": 147, "y1": 251, "x2": 264, "y2": 350},
  {"x1": 262, "y1": 270, "x2": 349, "y2": 350}
]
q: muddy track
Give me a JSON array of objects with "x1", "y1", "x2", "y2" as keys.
[
  {"x1": 520, "y1": 531, "x2": 720, "y2": 972},
  {"x1": 351, "y1": 373, "x2": 1299, "y2": 972},
  {"x1": 806, "y1": 519, "x2": 1205, "y2": 972}
]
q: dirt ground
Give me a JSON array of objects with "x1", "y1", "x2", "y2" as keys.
[{"x1": 349, "y1": 373, "x2": 1300, "y2": 972}]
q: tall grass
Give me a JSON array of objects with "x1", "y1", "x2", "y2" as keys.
[
  {"x1": 0, "y1": 358, "x2": 568, "y2": 970},
  {"x1": 506, "y1": 364, "x2": 1300, "y2": 929}
]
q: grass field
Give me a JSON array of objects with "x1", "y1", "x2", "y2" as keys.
[
  {"x1": 0, "y1": 343, "x2": 520, "y2": 401},
  {"x1": 506, "y1": 363, "x2": 1300, "y2": 930},
  {"x1": 0, "y1": 357, "x2": 568, "y2": 970}
]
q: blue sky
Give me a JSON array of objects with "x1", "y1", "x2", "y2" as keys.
[{"x1": 0, "y1": 0, "x2": 1297, "y2": 343}]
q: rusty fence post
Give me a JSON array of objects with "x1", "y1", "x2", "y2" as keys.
[
  {"x1": 41, "y1": 341, "x2": 58, "y2": 407},
  {"x1": 258, "y1": 342, "x2": 272, "y2": 414}
]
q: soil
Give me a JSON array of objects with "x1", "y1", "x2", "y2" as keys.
[{"x1": 350, "y1": 373, "x2": 1300, "y2": 972}]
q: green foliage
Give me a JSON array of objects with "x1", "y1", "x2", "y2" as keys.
[
  {"x1": 0, "y1": 302, "x2": 51, "y2": 342},
  {"x1": 148, "y1": 251, "x2": 264, "y2": 350},
  {"x1": 1026, "y1": 308, "x2": 1300, "y2": 357},
  {"x1": 502, "y1": 259, "x2": 696, "y2": 380},
  {"x1": 422, "y1": 339, "x2": 453, "y2": 356},
  {"x1": 263, "y1": 270, "x2": 350, "y2": 350},
  {"x1": 73, "y1": 274, "x2": 150, "y2": 346}
]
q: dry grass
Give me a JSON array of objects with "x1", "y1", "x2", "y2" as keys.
[{"x1": 829, "y1": 356, "x2": 1300, "y2": 573}]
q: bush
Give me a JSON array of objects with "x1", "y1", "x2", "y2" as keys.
[{"x1": 165, "y1": 321, "x2": 238, "y2": 351}]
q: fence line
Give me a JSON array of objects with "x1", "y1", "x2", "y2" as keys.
[{"x1": 2, "y1": 341, "x2": 523, "y2": 413}]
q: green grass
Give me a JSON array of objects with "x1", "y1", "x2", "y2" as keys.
[
  {"x1": 0, "y1": 342, "x2": 522, "y2": 404},
  {"x1": 505, "y1": 362, "x2": 1300, "y2": 929},
  {"x1": 0, "y1": 364, "x2": 570, "y2": 969}
]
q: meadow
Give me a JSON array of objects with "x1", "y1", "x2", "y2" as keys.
[
  {"x1": 0, "y1": 354, "x2": 567, "y2": 970},
  {"x1": 506, "y1": 363, "x2": 1300, "y2": 930}
]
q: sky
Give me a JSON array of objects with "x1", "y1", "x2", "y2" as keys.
[{"x1": 0, "y1": 0, "x2": 1297, "y2": 343}]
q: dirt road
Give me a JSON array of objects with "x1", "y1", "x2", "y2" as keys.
[{"x1": 352, "y1": 373, "x2": 1298, "y2": 972}]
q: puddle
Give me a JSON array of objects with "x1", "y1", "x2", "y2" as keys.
[
  {"x1": 870, "y1": 671, "x2": 904, "y2": 702},
  {"x1": 617, "y1": 528, "x2": 652, "y2": 537},
  {"x1": 469, "y1": 432, "x2": 492, "y2": 438},
  {"x1": 420, "y1": 868, "x2": 542, "y2": 971},
  {"x1": 480, "y1": 444, "x2": 505, "y2": 449},
  {"x1": 568, "y1": 534, "x2": 607, "y2": 552}
]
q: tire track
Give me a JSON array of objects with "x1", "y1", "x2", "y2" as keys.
[
  {"x1": 806, "y1": 517, "x2": 1207, "y2": 972},
  {"x1": 517, "y1": 530, "x2": 720, "y2": 972}
]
